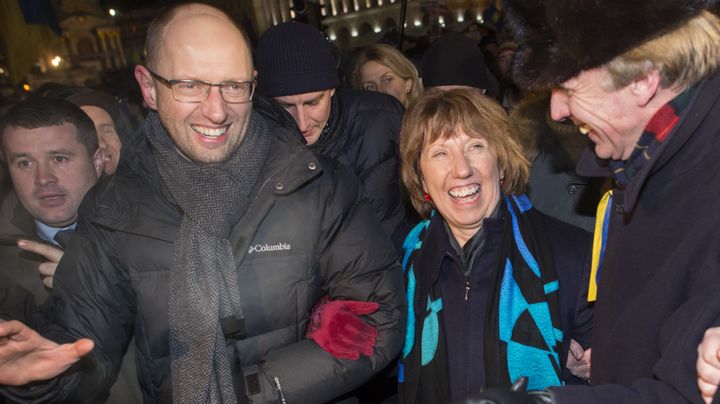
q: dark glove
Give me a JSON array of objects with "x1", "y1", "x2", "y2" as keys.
[
  {"x1": 306, "y1": 295, "x2": 380, "y2": 360},
  {"x1": 452, "y1": 377, "x2": 555, "y2": 404}
]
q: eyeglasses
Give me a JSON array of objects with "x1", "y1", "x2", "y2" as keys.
[{"x1": 147, "y1": 69, "x2": 255, "y2": 104}]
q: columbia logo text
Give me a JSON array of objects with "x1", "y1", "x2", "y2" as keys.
[{"x1": 248, "y1": 242, "x2": 292, "y2": 254}]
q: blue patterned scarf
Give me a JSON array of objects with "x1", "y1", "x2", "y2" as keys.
[
  {"x1": 399, "y1": 196, "x2": 563, "y2": 395},
  {"x1": 484, "y1": 195, "x2": 563, "y2": 390}
]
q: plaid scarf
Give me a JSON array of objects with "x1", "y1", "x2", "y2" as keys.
[
  {"x1": 589, "y1": 86, "x2": 695, "y2": 301},
  {"x1": 609, "y1": 87, "x2": 695, "y2": 189}
]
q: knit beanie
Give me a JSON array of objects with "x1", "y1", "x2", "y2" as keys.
[
  {"x1": 256, "y1": 22, "x2": 340, "y2": 97},
  {"x1": 422, "y1": 31, "x2": 492, "y2": 90}
]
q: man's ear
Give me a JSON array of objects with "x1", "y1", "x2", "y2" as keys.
[
  {"x1": 92, "y1": 148, "x2": 105, "y2": 178},
  {"x1": 630, "y1": 68, "x2": 661, "y2": 108},
  {"x1": 134, "y1": 65, "x2": 158, "y2": 110}
]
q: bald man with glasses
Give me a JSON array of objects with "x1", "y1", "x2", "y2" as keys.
[{"x1": 0, "y1": 3, "x2": 404, "y2": 403}]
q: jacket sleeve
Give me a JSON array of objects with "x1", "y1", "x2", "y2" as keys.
[
  {"x1": 552, "y1": 288, "x2": 720, "y2": 404},
  {"x1": 345, "y1": 96, "x2": 408, "y2": 239},
  {"x1": 0, "y1": 214, "x2": 135, "y2": 403},
  {"x1": 0, "y1": 273, "x2": 37, "y2": 323},
  {"x1": 244, "y1": 161, "x2": 406, "y2": 404}
]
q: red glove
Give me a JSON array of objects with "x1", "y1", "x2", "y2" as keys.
[{"x1": 306, "y1": 295, "x2": 380, "y2": 360}]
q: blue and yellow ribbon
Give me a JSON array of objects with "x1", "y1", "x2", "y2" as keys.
[{"x1": 588, "y1": 190, "x2": 613, "y2": 302}]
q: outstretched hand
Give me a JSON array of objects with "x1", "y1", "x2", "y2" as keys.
[
  {"x1": 0, "y1": 320, "x2": 94, "y2": 385},
  {"x1": 306, "y1": 296, "x2": 379, "y2": 360},
  {"x1": 17, "y1": 239, "x2": 64, "y2": 289}
]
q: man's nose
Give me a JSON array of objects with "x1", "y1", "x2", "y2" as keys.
[
  {"x1": 35, "y1": 162, "x2": 57, "y2": 186},
  {"x1": 201, "y1": 87, "x2": 228, "y2": 124},
  {"x1": 294, "y1": 107, "x2": 309, "y2": 131},
  {"x1": 550, "y1": 89, "x2": 571, "y2": 121}
]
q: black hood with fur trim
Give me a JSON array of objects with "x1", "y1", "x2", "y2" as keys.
[
  {"x1": 510, "y1": 91, "x2": 587, "y2": 168},
  {"x1": 503, "y1": 0, "x2": 717, "y2": 89}
]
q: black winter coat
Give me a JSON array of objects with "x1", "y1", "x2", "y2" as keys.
[
  {"x1": 552, "y1": 71, "x2": 720, "y2": 403},
  {"x1": 314, "y1": 89, "x2": 406, "y2": 239},
  {"x1": 2, "y1": 105, "x2": 405, "y2": 403},
  {"x1": 399, "y1": 201, "x2": 593, "y2": 403},
  {"x1": 260, "y1": 90, "x2": 408, "y2": 241},
  {"x1": 511, "y1": 91, "x2": 607, "y2": 233},
  {"x1": 0, "y1": 192, "x2": 49, "y2": 308}
]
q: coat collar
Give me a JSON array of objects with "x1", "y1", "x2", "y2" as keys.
[
  {"x1": 576, "y1": 71, "x2": 720, "y2": 213},
  {"x1": 0, "y1": 191, "x2": 37, "y2": 238},
  {"x1": 86, "y1": 112, "x2": 321, "y2": 243}
]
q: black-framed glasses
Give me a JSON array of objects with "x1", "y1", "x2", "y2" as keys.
[{"x1": 147, "y1": 69, "x2": 255, "y2": 104}]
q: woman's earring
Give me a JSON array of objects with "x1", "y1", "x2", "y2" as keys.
[
  {"x1": 424, "y1": 192, "x2": 432, "y2": 202},
  {"x1": 500, "y1": 176, "x2": 505, "y2": 187}
]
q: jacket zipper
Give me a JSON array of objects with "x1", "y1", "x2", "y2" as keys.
[
  {"x1": 273, "y1": 376, "x2": 287, "y2": 404},
  {"x1": 447, "y1": 253, "x2": 471, "y2": 302}
]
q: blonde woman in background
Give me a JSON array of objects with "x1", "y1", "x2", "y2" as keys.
[{"x1": 353, "y1": 43, "x2": 422, "y2": 107}]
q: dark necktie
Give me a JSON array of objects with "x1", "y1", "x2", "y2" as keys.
[{"x1": 53, "y1": 228, "x2": 76, "y2": 250}]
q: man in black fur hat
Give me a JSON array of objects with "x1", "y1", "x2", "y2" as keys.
[{"x1": 458, "y1": 1, "x2": 720, "y2": 403}]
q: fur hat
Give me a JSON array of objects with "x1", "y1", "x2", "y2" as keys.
[
  {"x1": 504, "y1": 0, "x2": 717, "y2": 89},
  {"x1": 422, "y1": 31, "x2": 493, "y2": 90},
  {"x1": 256, "y1": 22, "x2": 340, "y2": 97}
]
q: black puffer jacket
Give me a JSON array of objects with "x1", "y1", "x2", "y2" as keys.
[
  {"x1": 5, "y1": 103, "x2": 405, "y2": 403},
  {"x1": 262, "y1": 89, "x2": 408, "y2": 241}
]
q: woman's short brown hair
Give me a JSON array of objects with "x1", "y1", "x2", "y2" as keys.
[{"x1": 400, "y1": 89, "x2": 529, "y2": 218}]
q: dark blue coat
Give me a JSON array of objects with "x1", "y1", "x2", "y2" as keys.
[{"x1": 553, "y1": 71, "x2": 720, "y2": 403}]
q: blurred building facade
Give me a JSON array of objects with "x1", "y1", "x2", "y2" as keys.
[
  {"x1": 2, "y1": 0, "x2": 497, "y2": 98},
  {"x1": 256, "y1": 0, "x2": 495, "y2": 50}
]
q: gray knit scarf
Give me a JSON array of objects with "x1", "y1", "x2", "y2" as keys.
[{"x1": 145, "y1": 111, "x2": 270, "y2": 403}]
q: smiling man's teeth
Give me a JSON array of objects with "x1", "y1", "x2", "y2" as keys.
[
  {"x1": 192, "y1": 125, "x2": 226, "y2": 137},
  {"x1": 449, "y1": 185, "x2": 479, "y2": 198},
  {"x1": 578, "y1": 124, "x2": 591, "y2": 135}
]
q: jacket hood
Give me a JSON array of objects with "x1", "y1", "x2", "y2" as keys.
[{"x1": 510, "y1": 91, "x2": 588, "y2": 166}]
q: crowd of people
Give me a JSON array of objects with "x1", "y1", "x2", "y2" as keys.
[{"x1": 0, "y1": 0, "x2": 720, "y2": 403}]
